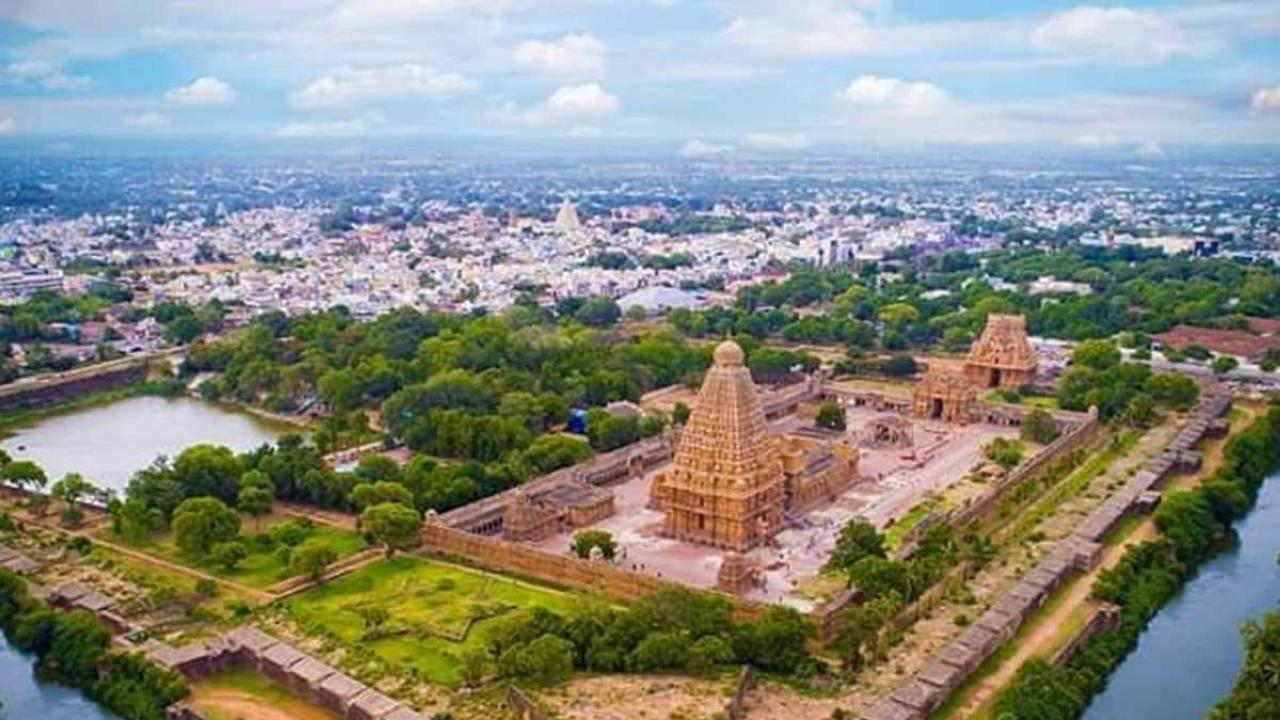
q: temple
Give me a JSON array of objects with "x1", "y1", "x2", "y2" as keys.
[
  {"x1": 964, "y1": 314, "x2": 1037, "y2": 389},
  {"x1": 649, "y1": 340, "x2": 787, "y2": 551},
  {"x1": 649, "y1": 340, "x2": 859, "y2": 552},
  {"x1": 912, "y1": 366, "x2": 978, "y2": 424}
]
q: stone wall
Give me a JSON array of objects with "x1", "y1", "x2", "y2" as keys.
[
  {"x1": 420, "y1": 521, "x2": 765, "y2": 619},
  {"x1": 0, "y1": 360, "x2": 146, "y2": 411},
  {"x1": 505, "y1": 687, "x2": 551, "y2": 720}
]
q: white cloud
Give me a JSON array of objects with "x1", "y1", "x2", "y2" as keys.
[
  {"x1": 0, "y1": 116, "x2": 14, "y2": 135},
  {"x1": 496, "y1": 83, "x2": 620, "y2": 127},
  {"x1": 839, "y1": 75, "x2": 948, "y2": 114},
  {"x1": 165, "y1": 77, "x2": 235, "y2": 106},
  {"x1": 742, "y1": 132, "x2": 810, "y2": 151},
  {"x1": 724, "y1": 5, "x2": 875, "y2": 59},
  {"x1": 274, "y1": 117, "x2": 375, "y2": 139},
  {"x1": 1073, "y1": 132, "x2": 1121, "y2": 148},
  {"x1": 1136, "y1": 140, "x2": 1165, "y2": 158},
  {"x1": 679, "y1": 139, "x2": 733, "y2": 158},
  {"x1": 2, "y1": 60, "x2": 91, "y2": 90},
  {"x1": 513, "y1": 33, "x2": 605, "y2": 79},
  {"x1": 123, "y1": 111, "x2": 169, "y2": 127},
  {"x1": 1251, "y1": 86, "x2": 1280, "y2": 111},
  {"x1": 1030, "y1": 6, "x2": 1212, "y2": 64},
  {"x1": 290, "y1": 64, "x2": 477, "y2": 109}
]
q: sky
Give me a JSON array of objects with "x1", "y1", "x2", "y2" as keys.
[{"x1": 0, "y1": 0, "x2": 1278, "y2": 156}]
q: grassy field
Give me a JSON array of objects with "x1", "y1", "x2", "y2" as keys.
[
  {"x1": 283, "y1": 554, "x2": 577, "y2": 687},
  {"x1": 190, "y1": 666, "x2": 340, "y2": 720},
  {"x1": 111, "y1": 513, "x2": 367, "y2": 589}
]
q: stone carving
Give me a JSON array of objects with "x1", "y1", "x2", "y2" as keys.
[
  {"x1": 860, "y1": 414, "x2": 915, "y2": 448},
  {"x1": 649, "y1": 340, "x2": 786, "y2": 551},
  {"x1": 964, "y1": 314, "x2": 1037, "y2": 389},
  {"x1": 716, "y1": 552, "x2": 761, "y2": 595}
]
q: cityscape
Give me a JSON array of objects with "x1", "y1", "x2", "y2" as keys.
[{"x1": 0, "y1": 3, "x2": 1278, "y2": 720}]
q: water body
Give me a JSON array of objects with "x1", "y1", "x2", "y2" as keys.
[
  {"x1": 1082, "y1": 471, "x2": 1280, "y2": 720},
  {"x1": 0, "y1": 636, "x2": 121, "y2": 719},
  {"x1": 1, "y1": 395, "x2": 287, "y2": 495}
]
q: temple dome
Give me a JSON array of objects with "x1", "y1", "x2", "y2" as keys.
[{"x1": 713, "y1": 340, "x2": 745, "y2": 367}]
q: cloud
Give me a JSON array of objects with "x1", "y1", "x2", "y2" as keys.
[
  {"x1": 1072, "y1": 132, "x2": 1121, "y2": 148},
  {"x1": 123, "y1": 111, "x2": 169, "y2": 127},
  {"x1": 513, "y1": 33, "x2": 605, "y2": 79},
  {"x1": 839, "y1": 75, "x2": 948, "y2": 114},
  {"x1": 1136, "y1": 140, "x2": 1165, "y2": 158},
  {"x1": 165, "y1": 77, "x2": 235, "y2": 106},
  {"x1": 290, "y1": 64, "x2": 477, "y2": 108},
  {"x1": 724, "y1": 4, "x2": 876, "y2": 59},
  {"x1": 1251, "y1": 86, "x2": 1280, "y2": 111},
  {"x1": 274, "y1": 117, "x2": 376, "y2": 139},
  {"x1": 1030, "y1": 6, "x2": 1213, "y2": 64},
  {"x1": 742, "y1": 132, "x2": 810, "y2": 151},
  {"x1": 2, "y1": 60, "x2": 91, "y2": 90},
  {"x1": 496, "y1": 83, "x2": 620, "y2": 126},
  {"x1": 0, "y1": 116, "x2": 14, "y2": 135},
  {"x1": 679, "y1": 139, "x2": 732, "y2": 158}
]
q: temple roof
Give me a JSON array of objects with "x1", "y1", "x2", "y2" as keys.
[{"x1": 966, "y1": 313, "x2": 1036, "y2": 370}]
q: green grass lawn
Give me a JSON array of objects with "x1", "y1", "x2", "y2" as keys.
[
  {"x1": 283, "y1": 554, "x2": 577, "y2": 687},
  {"x1": 191, "y1": 666, "x2": 340, "y2": 720},
  {"x1": 885, "y1": 503, "x2": 932, "y2": 551},
  {"x1": 115, "y1": 514, "x2": 367, "y2": 589}
]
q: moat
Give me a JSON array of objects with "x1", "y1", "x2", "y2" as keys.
[
  {"x1": 0, "y1": 395, "x2": 288, "y2": 494},
  {"x1": 1082, "y1": 469, "x2": 1280, "y2": 720},
  {"x1": 0, "y1": 636, "x2": 121, "y2": 719}
]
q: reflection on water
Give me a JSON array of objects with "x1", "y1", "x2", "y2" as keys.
[
  {"x1": 1, "y1": 395, "x2": 287, "y2": 495},
  {"x1": 1082, "y1": 472, "x2": 1280, "y2": 720},
  {"x1": 0, "y1": 636, "x2": 121, "y2": 719}
]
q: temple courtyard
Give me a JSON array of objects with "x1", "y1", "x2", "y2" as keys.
[{"x1": 531, "y1": 400, "x2": 1016, "y2": 609}]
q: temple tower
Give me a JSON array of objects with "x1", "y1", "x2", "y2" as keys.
[
  {"x1": 649, "y1": 340, "x2": 785, "y2": 551},
  {"x1": 964, "y1": 314, "x2": 1037, "y2": 389}
]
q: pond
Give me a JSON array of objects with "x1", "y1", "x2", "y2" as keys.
[
  {"x1": 0, "y1": 635, "x2": 121, "y2": 719},
  {"x1": 0, "y1": 395, "x2": 289, "y2": 495},
  {"x1": 1082, "y1": 470, "x2": 1280, "y2": 720}
]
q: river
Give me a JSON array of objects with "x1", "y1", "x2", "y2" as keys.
[
  {"x1": 1082, "y1": 470, "x2": 1280, "y2": 720},
  {"x1": 0, "y1": 636, "x2": 121, "y2": 719},
  {"x1": 0, "y1": 395, "x2": 288, "y2": 496}
]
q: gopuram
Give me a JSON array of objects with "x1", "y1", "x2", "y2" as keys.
[
  {"x1": 649, "y1": 340, "x2": 788, "y2": 551},
  {"x1": 649, "y1": 340, "x2": 859, "y2": 552},
  {"x1": 964, "y1": 313, "x2": 1038, "y2": 389}
]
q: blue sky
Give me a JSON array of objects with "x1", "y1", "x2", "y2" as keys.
[{"x1": 0, "y1": 1, "x2": 1277, "y2": 155}]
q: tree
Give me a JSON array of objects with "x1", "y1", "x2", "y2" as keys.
[
  {"x1": 574, "y1": 297, "x2": 621, "y2": 327},
  {"x1": 1212, "y1": 355, "x2": 1239, "y2": 375},
  {"x1": 360, "y1": 502, "x2": 420, "y2": 556},
  {"x1": 210, "y1": 541, "x2": 247, "y2": 571},
  {"x1": 290, "y1": 540, "x2": 338, "y2": 582},
  {"x1": 50, "y1": 473, "x2": 97, "y2": 527},
  {"x1": 880, "y1": 354, "x2": 918, "y2": 377},
  {"x1": 108, "y1": 497, "x2": 163, "y2": 544},
  {"x1": 498, "y1": 633, "x2": 575, "y2": 685},
  {"x1": 171, "y1": 497, "x2": 240, "y2": 556},
  {"x1": 2, "y1": 460, "x2": 48, "y2": 494},
  {"x1": 815, "y1": 400, "x2": 847, "y2": 431},
  {"x1": 570, "y1": 530, "x2": 617, "y2": 560},
  {"x1": 1072, "y1": 339, "x2": 1121, "y2": 371},
  {"x1": 172, "y1": 444, "x2": 242, "y2": 505},
  {"x1": 1020, "y1": 409, "x2": 1061, "y2": 445},
  {"x1": 984, "y1": 437, "x2": 1025, "y2": 470},
  {"x1": 237, "y1": 470, "x2": 275, "y2": 531},
  {"x1": 1122, "y1": 392, "x2": 1160, "y2": 428},
  {"x1": 672, "y1": 401, "x2": 691, "y2": 425},
  {"x1": 826, "y1": 519, "x2": 886, "y2": 574},
  {"x1": 350, "y1": 481, "x2": 413, "y2": 510}
]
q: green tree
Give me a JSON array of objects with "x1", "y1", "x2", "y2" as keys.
[
  {"x1": 171, "y1": 497, "x2": 241, "y2": 556},
  {"x1": 826, "y1": 519, "x2": 886, "y2": 574},
  {"x1": 210, "y1": 541, "x2": 247, "y2": 571},
  {"x1": 672, "y1": 401, "x2": 691, "y2": 425},
  {"x1": 984, "y1": 437, "x2": 1026, "y2": 470},
  {"x1": 570, "y1": 530, "x2": 617, "y2": 560},
  {"x1": 290, "y1": 540, "x2": 338, "y2": 582},
  {"x1": 359, "y1": 502, "x2": 420, "y2": 556},
  {"x1": 2, "y1": 460, "x2": 48, "y2": 494},
  {"x1": 1211, "y1": 355, "x2": 1239, "y2": 375},
  {"x1": 350, "y1": 481, "x2": 414, "y2": 509},
  {"x1": 815, "y1": 400, "x2": 847, "y2": 431},
  {"x1": 1072, "y1": 340, "x2": 1121, "y2": 371},
  {"x1": 1020, "y1": 409, "x2": 1061, "y2": 444},
  {"x1": 172, "y1": 444, "x2": 242, "y2": 505},
  {"x1": 50, "y1": 473, "x2": 97, "y2": 528}
]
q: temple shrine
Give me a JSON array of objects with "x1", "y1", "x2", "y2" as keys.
[{"x1": 964, "y1": 314, "x2": 1038, "y2": 389}]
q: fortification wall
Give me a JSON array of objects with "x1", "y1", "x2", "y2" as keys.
[{"x1": 0, "y1": 361, "x2": 146, "y2": 411}]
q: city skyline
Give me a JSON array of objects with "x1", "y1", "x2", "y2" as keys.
[{"x1": 1, "y1": 0, "x2": 1278, "y2": 154}]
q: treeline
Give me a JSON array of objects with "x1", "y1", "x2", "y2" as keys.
[
  {"x1": 665, "y1": 248, "x2": 1280, "y2": 352},
  {"x1": 0, "y1": 569, "x2": 188, "y2": 720},
  {"x1": 473, "y1": 586, "x2": 817, "y2": 686},
  {"x1": 1208, "y1": 608, "x2": 1280, "y2": 720},
  {"x1": 993, "y1": 400, "x2": 1280, "y2": 720},
  {"x1": 1058, "y1": 340, "x2": 1200, "y2": 422}
]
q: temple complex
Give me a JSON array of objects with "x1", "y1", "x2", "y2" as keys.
[
  {"x1": 964, "y1": 314, "x2": 1038, "y2": 389},
  {"x1": 502, "y1": 482, "x2": 615, "y2": 542},
  {"x1": 649, "y1": 340, "x2": 788, "y2": 551}
]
